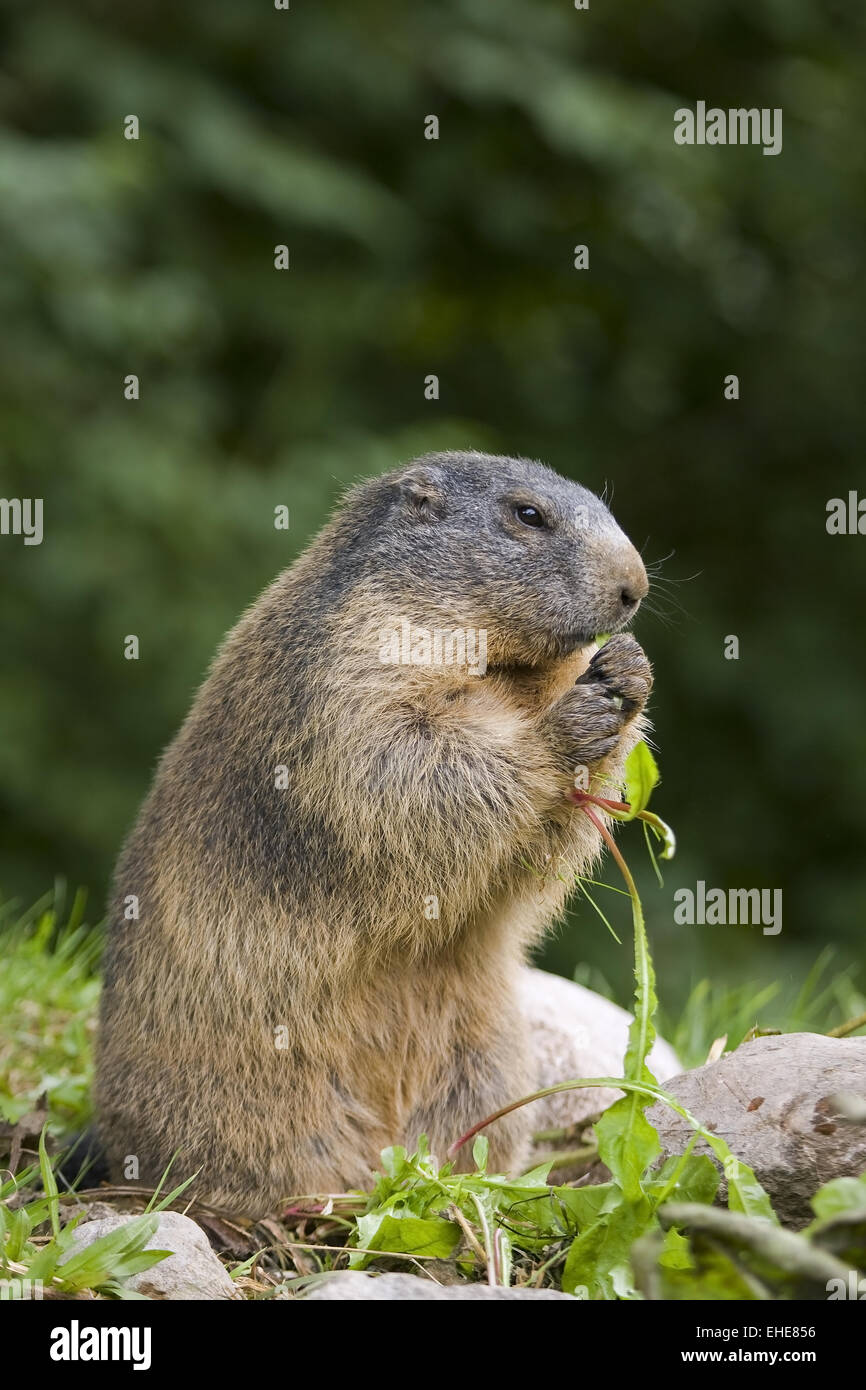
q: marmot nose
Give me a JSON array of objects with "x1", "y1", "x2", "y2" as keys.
[
  {"x1": 620, "y1": 582, "x2": 642, "y2": 613},
  {"x1": 617, "y1": 553, "x2": 649, "y2": 615}
]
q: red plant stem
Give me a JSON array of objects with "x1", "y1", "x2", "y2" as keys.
[
  {"x1": 448, "y1": 1075, "x2": 666, "y2": 1158},
  {"x1": 579, "y1": 803, "x2": 638, "y2": 902},
  {"x1": 570, "y1": 790, "x2": 631, "y2": 814}
]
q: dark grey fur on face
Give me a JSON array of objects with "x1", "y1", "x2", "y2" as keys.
[{"x1": 338, "y1": 451, "x2": 648, "y2": 664}]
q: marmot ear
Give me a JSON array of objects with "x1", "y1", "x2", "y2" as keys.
[{"x1": 397, "y1": 466, "x2": 447, "y2": 522}]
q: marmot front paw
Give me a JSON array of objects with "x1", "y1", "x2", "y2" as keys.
[{"x1": 549, "y1": 634, "x2": 653, "y2": 767}]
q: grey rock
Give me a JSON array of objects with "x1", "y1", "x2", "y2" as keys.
[
  {"x1": 58, "y1": 1200, "x2": 120, "y2": 1225},
  {"x1": 647, "y1": 1033, "x2": 866, "y2": 1228},
  {"x1": 62, "y1": 1209, "x2": 242, "y2": 1300},
  {"x1": 303, "y1": 1271, "x2": 574, "y2": 1300},
  {"x1": 520, "y1": 966, "x2": 681, "y2": 1136}
]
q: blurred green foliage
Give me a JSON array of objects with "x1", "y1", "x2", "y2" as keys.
[{"x1": 1, "y1": 0, "x2": 865, "y2": 1008}]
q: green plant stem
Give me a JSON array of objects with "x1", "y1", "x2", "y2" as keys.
[
  {"x1": 529, "y1": 1145, "x2": 597, "y2": 1170},
  {"x1": 827, "y1": 1010, "x2": 866, "y2": 1038},
  {"x1": 579, "y1": 803, "x2": 654, "y2": 1089}
]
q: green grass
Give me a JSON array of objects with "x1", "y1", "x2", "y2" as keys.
[
  {"x1": 0, "y1": 886, "x2": 101, "y2": 1131},
  {"x1": 0, "y1": 1130, "x2": 203, "y2": 1300},
  {"x1": 661, "y1": 948, "x2": 866, "y2": 1070}
]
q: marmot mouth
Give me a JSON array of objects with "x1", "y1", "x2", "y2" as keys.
[
  {"x1": 563, "y1": 610, "x2": 636, "y2": 648},
  {"x1": 555, "y1": 631, "x2": 600, "y2": 653}
]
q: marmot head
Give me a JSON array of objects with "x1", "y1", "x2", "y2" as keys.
[{"x1": 339, "y1": 451, "x2": 648, "y2": 668}]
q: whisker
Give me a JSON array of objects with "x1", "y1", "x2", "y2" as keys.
[
  {"x1": 641, "y1": 543, "x2": 675, "y2": 566},
  {"x1": 645, "y1": 592, "x2": 691, "y2": 620}
]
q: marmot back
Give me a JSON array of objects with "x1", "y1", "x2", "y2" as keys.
[{"x1": 96, "y1": 450, "x2": 653, "y2": 1215}]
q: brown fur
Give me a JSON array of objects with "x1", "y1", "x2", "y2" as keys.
[{"x1": 95, "y1": 451, "x2": 652, "y2": 1215}]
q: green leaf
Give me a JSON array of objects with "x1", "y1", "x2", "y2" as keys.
[
  {"x1": 495, "y1": 1181, "x2": 609, "y2": 1240},
  {"x1": 99, "y1": 1281, "x2": 158, "y2": 1301},
  {"x1": 368, "y1": 1145, "x2": 422, "y2": 1205},
  {"x1": 623, "y1": 884, "x2": 658, "y2": 1090},
  {"x1": 562, "y1": 1197, "x2": 653, "y2": 1299},
  {"x1": 641, "y1": 811, "x2": 677, "y2": 861},
  {"x1": 38, "y1": 1126, "x2": 61, "y2": 1239},
  {"x1": 145, "y1": 1167, "x2": 199, "y2": 1213},
  {"x1": 472, "y1": 1135, "x2": 489, "y2": 1172},
  {"x1": 502, "y1": 1161, "x2": 554, "y2": 1187},
  {"x1": 229, "y1": 1248, "x2": 267, "y2": 1280},
  {"x1": 658, "y1": 1226, "x2": 693, "y2": 1271},
  {"x1": 377, "y1": 1145, "x2": 410, "y2": 1182},
  {"x1": 809, "y1": 1174, "x2": 866, "y2": 1222},
  {"x1": 350, "y1": 1212, "x2": 460, "y2": 1269},
  {"x1": 655, "y1": 1244, "x2": 766, "y2": 1301},
  {"x1": 702, "y1": 1136, "x2": 778, "y2": 1223},
  {"x1": 56, "y1": 1213, "x2": 167, "y2": 1292},
  {"x1": 4, "y1": 1205, "x2": 33, "y2": 1263},
  {"x1": 596, "y1": 1100, "x2": 661, "y2": 1203},
  {"x1": 622, "y1": 741, "x2": 660, "y2": 819},
  {"x1": 648, "y1": 1152, "x2": 720, "y2": 1209}
]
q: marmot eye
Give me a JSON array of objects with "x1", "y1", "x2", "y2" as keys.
[{"x1": 515, "y1": 505, "x2": 546, "y2": 529}]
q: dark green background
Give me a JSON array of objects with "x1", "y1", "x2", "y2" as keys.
[{"x1": 2, "y1": 0, "x2": 864, "y2": 1015}]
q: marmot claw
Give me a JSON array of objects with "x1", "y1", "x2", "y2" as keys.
[
  {"x1": 550, "y1": 634, "x2": 652, "y2": 765},
  {"x1": 578, "y1": 633, "x2": 653, "y2": 714}
]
